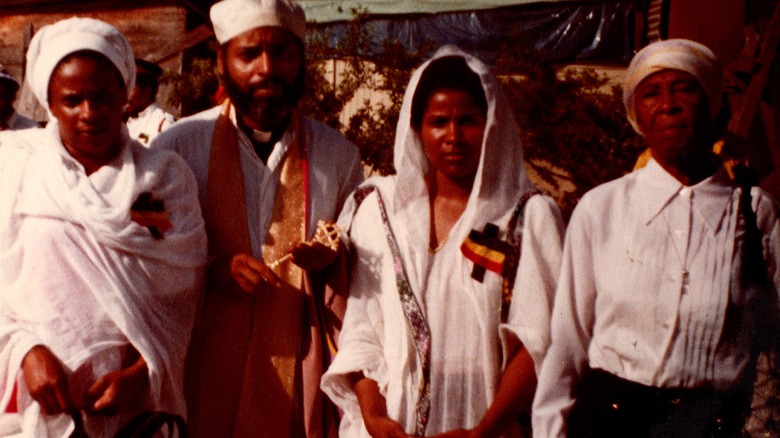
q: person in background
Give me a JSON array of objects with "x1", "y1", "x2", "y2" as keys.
[
  {"x1": 0, "y1": 66, "x2": 37, "y2": 131},
  {"x1": 532, "y1": 39, "x2": 780, "y2": 437},
  {"x1": 0, "y1": 17, "x2": 207, "y2": 436},
  {"x1": 151, "y1": 0, "x2": 363, "y2": 436},
  {"x1": 124, "y1": 58, "x2": 175, "y2": 145},
  {"x1": 321, "y1": 45, "x2": 564, "y2": 437}
]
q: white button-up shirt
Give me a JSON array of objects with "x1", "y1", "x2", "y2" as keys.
[{"x1": 533, "y1": 159, "x2": 780, "y2": 437}]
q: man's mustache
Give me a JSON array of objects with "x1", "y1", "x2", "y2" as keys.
[{"x1": 248, "y1": 77, "x2": 290, "y2": 94}]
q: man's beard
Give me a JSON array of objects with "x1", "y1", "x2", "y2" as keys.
[{"x1": 222, "y1": 71, "x2": 302, "y2": 132}]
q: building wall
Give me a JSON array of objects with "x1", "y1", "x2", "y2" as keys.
[
  {"x1": 0, "y1": 5, "x2": 186, "y2": 122},
  {"x1": 667, "y1": 0, "x2": 746, "y2": 65}
]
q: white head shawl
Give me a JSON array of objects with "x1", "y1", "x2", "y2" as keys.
[
  {"x1": 210, "y1": 0, "x2": 306, "y2": 44},
  {"x1": 623, "y1": 38, "x2": 723, "y2": 134},
  {"x1": 392, "y1": 45, "x2": 536, "y2": 259},
  {"x1": 25, "y1": 17, "x2": 135, "y2": 110}
]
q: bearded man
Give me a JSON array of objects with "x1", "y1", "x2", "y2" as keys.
[{"x1": 152, "y1": 0, "x2": 363, "y2": 436}]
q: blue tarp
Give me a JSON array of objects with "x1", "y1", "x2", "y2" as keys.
[
  {"x1": 300, "y1": 0, "x2": 623, "y2": 23},
  {"x1": 311, "y1": 1, "x2": 638, "y2": 63}
]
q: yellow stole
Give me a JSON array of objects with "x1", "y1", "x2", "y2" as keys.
[{"x1": 204, "y1": 99, "x2": 307, "y2": 437}]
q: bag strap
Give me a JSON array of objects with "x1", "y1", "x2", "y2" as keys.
[
  {"x1": 500, "y1": 190, "x2": 540, "y2": 323},
  {"x1": 114, "y1": 411, "x2": 187, "y2": 438},
  {"x1": 68, "y1": 410, "x2": 187, "y2": 438},
  {"x1": 352, "y1": 185, "x2": 432, "y2": 436}
]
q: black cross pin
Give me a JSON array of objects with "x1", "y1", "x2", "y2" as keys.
[{"x1": 467, "y1": 222, "x2": 512, "y2": 282}]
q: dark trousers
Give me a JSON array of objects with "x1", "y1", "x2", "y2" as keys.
[{"x1": 567, "y1": 369, "x2": 750, "y2": 438}]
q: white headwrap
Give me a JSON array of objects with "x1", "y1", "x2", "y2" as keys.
[
  {"x1": 624, "y1": 39, "x2": 723, "y2": 134},
  {"x1": 210, "y1": 0, "x2": 306, "y2": 44},
  {"x1": 25, "y1": 17, "x2": 135, "y2": 109}
]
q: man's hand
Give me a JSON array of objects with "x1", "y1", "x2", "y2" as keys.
[
  {"x1": 290, "y1": 240, "x2": 339, "y2": 271},
  {"x1": 83, "y1": 355, "x2": 149, "y2": 416},
  {"x1": 230, "y1": 252, "x2": 284, "y2": 293},
  {"x1": 21, "y1": 345, "x2": 74, "y2": 415}
]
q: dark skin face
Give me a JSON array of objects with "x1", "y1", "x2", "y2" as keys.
[
  {"x1": 421, "y1": 88, "x2": 486, "y2": 190},
  {"x1": 48, "y1": 52, "x2": 127, "y2": 174},
  {"x1": 635, "y1": 69, "x2": 720, "y2": 185},
  {"x1": 419, "y1": 88, "x2": 487, "y2": 248},
  {"x1": 218, "y1": 26, "x2": 303, "y2": 133}
]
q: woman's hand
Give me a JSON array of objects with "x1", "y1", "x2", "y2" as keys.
[
  {"x1": 363, "y1": 414, "x2": 411, "y2": 438},
  {"x1": 21, "y1": 345, "x2": 74, "y2": 415},
  {"x1": 351, "y1": 373, "x2": 413, "y2": 438},
  {"x1": 429, "y1": 428, "x2": 487, "y2": 438},
  {"x1": 83, "y1": 354, "x2": 148, "y2": 415}
]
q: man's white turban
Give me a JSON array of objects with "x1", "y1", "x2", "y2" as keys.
[
  {"x1": 210, "y1": 0, "x2": 306, "y2": 44},
  {"x1": 624, "y1": 39, "x2": 723, "y2": 134},
  {"x1": 26, "y1": 17, "x2": 135, "y2": 109}
]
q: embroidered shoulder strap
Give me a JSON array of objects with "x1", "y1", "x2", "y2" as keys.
[
  {"x1": 500, "y1": 190, "x2": 540, "y2": 323},
  {"x1": 352, "y1": 185, "x2": 432, "y2": 436}
]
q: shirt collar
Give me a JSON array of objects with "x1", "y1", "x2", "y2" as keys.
[{"x1": 639, "y1": 158, "x2": 734, "y2": 233}]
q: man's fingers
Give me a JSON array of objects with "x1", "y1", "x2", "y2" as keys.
[
  {"x1": 230, "y1": 252, "x2": 286, "y2": 291},
  {"x1": 234, "y1": 276, "x2": 256, "y2": 293},
  {"x1": 243, "y1": 255, "x2": 266, "y2": 272}
]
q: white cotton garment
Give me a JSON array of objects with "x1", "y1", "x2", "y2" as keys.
[
  {"x1": 321, "y1": 45, "x2": 564, "y2": 437},
  {"x1": 0, "y1": 124, "x2": 207, "y2": 437},
  {"x1": 532, "y1": 159, "x2": 780, "y2": 438},
  {"x1": 151, "y1": 105, "x2": 364, "y2": 258}
]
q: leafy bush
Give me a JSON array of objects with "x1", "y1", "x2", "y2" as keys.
[{"x1": 164, "y1": 11, "x2": 645, "y2": 219}]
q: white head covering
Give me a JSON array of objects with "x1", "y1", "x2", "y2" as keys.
[
  {"x1": 210, "y1": 0, "x2": 306, "y2": 44},
  {"x1": 623, "y1": 38, "x2": 722, "y2": 134},
  {"x1": 391, "y1": 45, "x2": 536, "y2": 264},
  {"x1": 25, "y1": 17, "x2": 135, "y2": 109}
]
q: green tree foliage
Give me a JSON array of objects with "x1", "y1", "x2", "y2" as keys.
[
  {"x1": 302, "y1": 12, "x2": 644, "y2": 217},
  {"x1": 302, "y1": 10, "x2": 435, "y2": 175},
  {"x1": 163, "y1": 57, "x2": 219, "y2": 116},
  {"x1": 164, "y1": 11, "x2": 645, "y2": 218},
  {"x1": 493, "y1": 45, "x2": 645, "y2": 219}
]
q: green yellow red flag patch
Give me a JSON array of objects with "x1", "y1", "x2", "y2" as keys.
[{"x1": 460, "y1": 223, "x2": 512, "y2": 282}]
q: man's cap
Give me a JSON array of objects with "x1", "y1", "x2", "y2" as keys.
[{"x1": 210, "y1": 0, "x2": 306, "y2": 44}]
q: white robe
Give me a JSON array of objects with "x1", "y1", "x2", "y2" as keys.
[
  {"x1": 151, "y1": 104, "x2": 363, "y2": 437},
  {"x1": 532, "y1": 159, "x2": 780, "y2": 438},
  {"x1": 152, "y1": 105, "x2": 363, "y2": 254},
  {"x1": 0, "y1": 124, "x2": 207, "y2": 437},
  {"x1": 321, "y1": 45, "x2": 564, "y2": 437},
  {"x1": 126, "y1": 103, "x2": 175, "y2": 146}
]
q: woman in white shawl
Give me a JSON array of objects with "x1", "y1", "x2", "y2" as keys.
[
  {"x1": 0, "y1": 17, "x2": 207, "y2": 436},
  {"x1": 321, "y1": 46, "x2": 564, "y2": 437}
]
